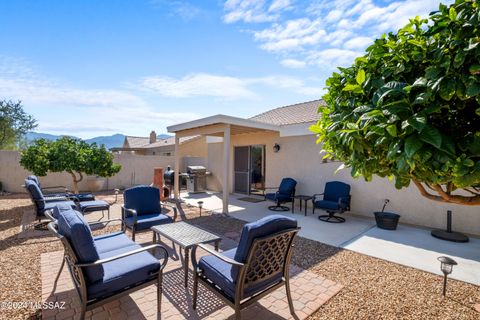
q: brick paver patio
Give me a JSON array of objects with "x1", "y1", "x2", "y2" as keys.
[{"x1": 40, "y1": 229, "x2": 342, "y2": 320}]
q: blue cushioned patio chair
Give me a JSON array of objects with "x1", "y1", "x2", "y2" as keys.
[
  {"x1": 45, "y1": 203, "x2": 128, "y2": 292},
  {"x1": 192, "y1": 215, "x2": 300, "y2": 320},
  {"x1": 47, "y1": 207, "x2": 168, "y2": 319},
  {"x1": 24, "y1": 179, "x2": 77, "y2": 222},
  {"x1": 312, "y1": 181, "x2": 351, "y2": 223},
  {"x1": 264, "y1": 178, "x2": 297, "y2": 212},
  {"x1": 122, "y1": 185, "x2": 178, "y2": 241}
]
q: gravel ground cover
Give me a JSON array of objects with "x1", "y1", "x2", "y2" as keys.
[{"x1": 0, "y1": 193, "x2": 479, "y2": 319}]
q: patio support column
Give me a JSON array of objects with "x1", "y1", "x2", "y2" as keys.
[
  {"x1": 174, "y1": 135, "x2": 180, "y2": 199},
  {"x1": 222, "y1": 125, "x2": 230, "y2": 214}
]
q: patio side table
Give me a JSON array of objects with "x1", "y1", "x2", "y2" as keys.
[
  {"x1": 151, "y1": 221, "x2": 222, "y2": 287},
  {"x1": 294, "y1": 195, "x2": 312, "y2": 216}
]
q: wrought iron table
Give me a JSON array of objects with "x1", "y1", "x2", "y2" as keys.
[
  {"x1": 151, "y1": 222, "x2": 222, "y2": 287},
  {"x1": 294, "y1": 195, "x2": 313, "y2": 216}
]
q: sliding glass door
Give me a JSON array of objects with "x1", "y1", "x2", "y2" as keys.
[{"x1": 234, "y1": 145, "x2": 265, "y2": 194}]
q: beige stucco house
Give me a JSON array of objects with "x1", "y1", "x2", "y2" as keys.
[{"x1": 167, "y1": 100, "x2": 480, "y2": 236}]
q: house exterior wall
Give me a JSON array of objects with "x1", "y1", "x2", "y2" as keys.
[{"x1": 205, "y1": 131, "x2": 480, "y2": 236}]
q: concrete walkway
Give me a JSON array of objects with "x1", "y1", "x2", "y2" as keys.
[
  {"x1": 181, "y1": 191, "x2": 480, "y2": 286},
  {"x1": 343, "y1": 224, "x2": 480, "y2": 286}
]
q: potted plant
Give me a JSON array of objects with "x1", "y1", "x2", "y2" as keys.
[{"x1": 374, "y1": 199, "x2": 401, "y2": 230}]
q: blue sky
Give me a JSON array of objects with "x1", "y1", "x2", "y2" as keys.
[{"x1": 0, "y1": 0, "x2": 449, "y2": 138}]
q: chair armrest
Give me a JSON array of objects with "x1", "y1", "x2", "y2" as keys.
[
  {"x1": 263, "y1": 187, "x2": 279, "y2": 190},
  {"x1": 162, "y1": 202, "x2": 178, "y2": 222},
  {"x1": 122, "y1": 206, "x2": 137, "y2": 223},
  {"x1": 42, "y1": 185, "x2": 68, "y2": 190},
  {"x1": 44, "y1": 196, "x2": 70, "y2": 202},
  {"x1": 44, "y1": 209, "x2": 55, "y2": 221},
  {"x1": 192, "y1": 243, "x2": 244, "y2": 271},
  {"x1": 312, "y1": 193, "x2": 324, "y2": 202},
  {"x1": 338, "y1": 196, "x2": 350, "y2": 208},
  {"x1": 76, "y1": 244, "x2": 169, "y2": 268},
  {"x1": 88, "y1": 218, "x2": 124, "y2": 227}
]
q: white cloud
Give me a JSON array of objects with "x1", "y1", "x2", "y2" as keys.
[
  {"x1": 0, "y1": 56, "x2": 201, "y2": 137},
  {"x1": 137, "y1": 72, "x2": 322, "y2": 98},
  {"x1": 224, "y1": 0, "x2": 452, "y2": 69},
  {"x1": 268, "y1": 0, "x2": 292, "y2": 12},
  {"x1": 254, "y1": 18, "x2": 326, "y2": 52},
  {"x1": 308, "y1": 48, "x2": 362, "y2": 68},
  {"x1": 138, "y1": 73, "x2": 255, "y2": 99},
  {"x1": 223, "y1": 0, "x2": 293, "y2": 23},
  {"x1": 343, "y1": 36, "x2": 373, "y2": 50},
  {"x1": 280, "y1": 59, "x2": 306, "y2": 69}
]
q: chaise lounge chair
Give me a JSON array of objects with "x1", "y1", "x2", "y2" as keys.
[
  {"x1": 26, "y1": 175, "x2": 95, "y2": 202},
  {"x1": 192, "y1": 214, "x2": 300, "y2": 320},
  {"x1": 312, "y1": 181, "x2": 351, "y2": 223},
  {"x1": 264, "y1": 178, "x2": 297, "y2": 212}
]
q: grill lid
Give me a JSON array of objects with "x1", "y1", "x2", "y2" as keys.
[{"x1": 187, "y1": 166, "x2": 206, "y2": 174}]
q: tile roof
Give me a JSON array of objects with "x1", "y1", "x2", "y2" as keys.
[
  {"x1": 249, "y1": 99, "x2": 325, "y2": 126},
  {"x1": 144, "y1": 136, "x2": 198, "y2": 149},
  {"x1": 124, "y1": 136, "x2": 152, "y2": 148}
]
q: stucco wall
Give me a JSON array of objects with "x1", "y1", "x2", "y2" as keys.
[
  {"x1": 205, "y1": 131, "x2": 480, "y2": 236},
  {"x1": 0, "y1": 151, "x2": 180, "y2": 193}
]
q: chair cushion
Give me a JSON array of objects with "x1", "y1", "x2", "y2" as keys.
[
  {"x1": 49, "y1": 202, "x2": 78, "y2": 220},
  {"x1": 278, "y1": 178, "x2": 297, "y2": 196},
  {"x1": 323, "y1": 181, "x2": 350, "y2": 202},
  {"x1": 94, "y1": 232, "x2": 138, "y2": 254},
  {"x1": 68, "y1": 193, "x2": 96, "y2": 202},
  {"x1": 44, "y1": 201, "x2": 77, "y2": 218},
  {"x1": 78, "y1": 200, "x2": 110, "y2": 213},
  {"x1": 87, "y1": 244, "x2": 160, "y2": 300},
  {"x1": 313, "y1": 200, "x2": 340, "y2": 211},
  {"x1": 25, "y1": 179, "x2": 45, "y2": 210},
  {"x1": 123, "y1": 213, "x2": 173, "y2": 231},
  {"x1": 265, "y1": 193, "x2": 292, "y2": 203},
  {"x1": 27, "y1": 175, "x2": 41, "y2": 188},
  {"x1": 57, "y1": 209, "x2": 103, "y2": 283},
  {"x1": 199, "y1": 248, "x2": 283, "y2": 300},
  {"x1": 234, "y1": 215, "x2": 297, "y2": 265},
  {"x1": 124, "y1": 185, "x2": 161, "y2": 216}
]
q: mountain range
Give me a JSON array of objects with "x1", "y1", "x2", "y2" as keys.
[{"x1": 25, "y1": 132, "x2": 172, "y2": 149}]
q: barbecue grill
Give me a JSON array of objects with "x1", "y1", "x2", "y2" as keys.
[{"x1": 186, "y1": 166, "x2": 207, "y2": 193}]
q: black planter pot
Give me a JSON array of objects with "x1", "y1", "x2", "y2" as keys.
[{"x1": 374, "y1": 211, "x2": 401, "y2": 230}]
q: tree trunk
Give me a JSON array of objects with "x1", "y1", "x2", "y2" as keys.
[
  {"x1": 412, "y1": 179, "x2": 480, "y2": 206},
  {"x1": 68, "y1": 171, "x2": 83, "y2": 194}
]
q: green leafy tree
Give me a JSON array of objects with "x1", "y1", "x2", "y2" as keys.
[
  {"x1": 0, "y1": 100, "x2": 37, "y2": 149},
  {"x1": 311, "y1": 0, "x2": 480, "y2": 205},
  {"x1": 20, "y1": 136, "x2": 121, "y2": 193}
]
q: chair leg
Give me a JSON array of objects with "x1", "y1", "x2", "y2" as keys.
[
  {"x1": 192, "y1": 272, "x2": 198, "y2": 310},
  {"x1": 291, "y1": 199, "x2": 294, "y2": 213},
  {"x1": 285, "y1": 279, "x2": 295, "y2": 316},
  {"x1": 157, "y1": 272, "x2": 163, "y2": 314},
  {"x1": 80, "y1": 304, "x2": 86, "y2": 320},
  {"x1": 235, "y1": 305, "x2": 241, "y2": 320},
  {"x1": 52, "y1": 257, "x2": 65, "y2": 293},
  {"x1": 132, "y1": 227, "x2": 136, "y2": 241}
]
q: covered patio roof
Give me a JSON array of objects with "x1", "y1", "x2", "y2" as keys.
[
  {"x1": 167, "y1": 114, "x2": 281, "y2": 214},
  {"x1": 167, "y1": 114, "x2": 280, "y2": 137}
]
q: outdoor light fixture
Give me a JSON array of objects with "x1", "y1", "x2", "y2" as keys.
[
  {"x1": 437, "y1": 256, "x2": 457, "y2": 296},
  {"x1": 114, "y1": 188, "x2": 120, "y2": 203},
  {"x1": 273, "y1": 143, "x2": 281, "y2": 153},
  {"x1": 197, "y1": 201, "x2": 204, "y2": 217}
]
